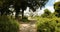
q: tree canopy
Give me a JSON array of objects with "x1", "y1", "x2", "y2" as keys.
[
  {"x1": 0, "y1": 0, "x2": 49, "y2": 19},
  {"x1": 41, "y1": 9, "x2": 52, "y2": 18}
]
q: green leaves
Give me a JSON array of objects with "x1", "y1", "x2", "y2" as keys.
[
  {"x1": 0, "y1": 15, "x2": 19, "y2": 32},
  {"x1": 54, "y1": 2, "x2": 60, "y2": 17},
  {"x1": 36, "y1": 17, "x2": 60, "y2": 32},
  {"x1": 0, "y1": 0, "x2": 49, "y2": 19}
]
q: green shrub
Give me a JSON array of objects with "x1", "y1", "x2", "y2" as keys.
[
  {"x1": 36, "y1": 17, "x2": 60, "y2": 32},
  {"x1": 0, "y1": 15, "x2": 19, "y2": 32},
  {"x1": 22, "y1": 16, "x2": 28, "y2": 22}
]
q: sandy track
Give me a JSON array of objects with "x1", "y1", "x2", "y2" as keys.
[{"x1": 19, "y1": 20, "x2": 37, "y2": 32}]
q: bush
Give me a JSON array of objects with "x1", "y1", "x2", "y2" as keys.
[
  {"x1": 0, "y1": 15, "x2": 19, "y2": 32},
  {"x1": 22, "y1": 16, "x2": 28, "y2": 22},
  {"x1": 36, "y1": 17, "x2": 60, "y2": 32}
]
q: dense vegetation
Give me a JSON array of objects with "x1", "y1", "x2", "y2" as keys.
[
  {"x1": 35, "y1": 1, "x2": 60, "y2": 32},
  {"x1": 0, "y1": 0, "x2": 49, "y2": 19},
  {"x1": 35, "y1": 16, "x2": 60, "y2": 32},
  {"x1": 0, "y1": 0, "x2": 49, "y2": 32},
  {"x1": 54, "y1": 1, "x2": 60, "y2": 17},
  {"x1": 0, "y1": 0, "x2": 60, "y2": 32},
  {"x1": 0, "y1": 15, "x2": 19, "y2": 32}
]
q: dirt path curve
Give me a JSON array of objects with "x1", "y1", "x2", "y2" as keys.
[{"x1": 19, "y1": 20, "x2": 37, "y2": 32}]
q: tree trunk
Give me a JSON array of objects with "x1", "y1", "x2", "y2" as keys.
[
  {"x1": 22, "y1": 10, "x2": 24, "y2": 19},
  {"x1": 15, "y1": 12, "x2": 18, "y2": 19}
]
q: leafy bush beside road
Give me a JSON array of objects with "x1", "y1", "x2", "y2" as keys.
[
  {"x1": 0, "y1": 15, "x2": 19, "y2": 32},
  {"x1": 36, "y1": 17, "x2": 60, "y2": 32}
]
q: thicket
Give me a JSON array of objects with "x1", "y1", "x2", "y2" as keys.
[
  {"x1": 0, "y1": 15, "x2": 19, "y2": 32},
  {"x1": 36, "y1": 16, "x2": 60, "y2": 32}
]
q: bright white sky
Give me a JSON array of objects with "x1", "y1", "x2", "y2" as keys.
[
  {"x1": 24, "y1": 0, "x2": 60, "y2": 16},
  {"x1": 55, "y1": 0, "x2": 60, "y2": 2}
]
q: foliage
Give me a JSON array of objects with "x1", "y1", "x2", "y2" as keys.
[
  {"x1": 0, "y1": 0, "x2": 14, "y2": 16},
  {"x1": 22, "y1": 16, "x2": 28, "y2": 22},
  {"x1": 0, "y1": 15, "x2": 19, "y2": 32},
  {"x1": 17, "y1": 0, "x2": 49, "y2": 18},
  {"x1": 54, "y1": 1, "x2": 60, "y2": 17},
  {"x1": 41, "y1": 9, "x2": 51, "y2": 17},
  {"x1": 54, "y1": 2, "x2": 60, "y2": 10},
  {"x1": 41, "y1": 9, "x2": 56, "y2": 18},
  {"x1": 36, "y1": 16, "x2": 60, "y2": 32},
  {"x1": 0, "y1": 0, "x2": 49, "y2": 19}
]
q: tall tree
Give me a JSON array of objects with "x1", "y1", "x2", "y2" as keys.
[
  {"x1": 14, "y1": 0, "x2": 49, "y2": 19},
  {"x1": 0, "y1": 0, "x2": 49, "y2": 19},
  {"x1": 0, "y1": 0, "x2": 14, "y2": 15}
]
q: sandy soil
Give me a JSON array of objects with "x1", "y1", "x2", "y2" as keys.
[{"x1": 19, "y1": 20, "x2": 37, "y2": 32}]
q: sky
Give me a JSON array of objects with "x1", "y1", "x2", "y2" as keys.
[
  {"x1": 40, "y1": 0, "x2": 55, "y2": 13},
  {"x1": 37, "y1": 0, "x2": 58, "y2": 15},
  {"x1": 41, "y1": 0, "x2": 60, "y2": 13},
  {"x1": 45, "y1": 0, "x2": 56, "y2": 12},
  {"x1": 45, "y1": 0, "x2": 55, "y2": 6},
  {"x1": 24, "y1": 0, "x2": 59, "y2": 16}
]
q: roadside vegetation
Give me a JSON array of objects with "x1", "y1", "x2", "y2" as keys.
[{"x1": 0, "y1": 0, "x2": 60, "y2": 32}]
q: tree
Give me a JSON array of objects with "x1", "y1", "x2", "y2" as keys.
[
  {"x1": 0, "y1": 0, "x2": 49, "y2": 19},
  {"x1": 41, "y1": 9, "x2": 51, "y2": 18},
  {"x1": 54, "y1": 2, "x2": 60, "y2": 17},
  {"x1": 14, "y1": 0, "x2": 49, "y2": 19},
  {"x1": 0, "y1": 0, "x2": 14, "y2": 15}
]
